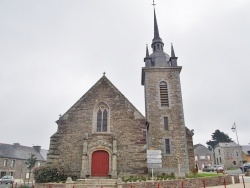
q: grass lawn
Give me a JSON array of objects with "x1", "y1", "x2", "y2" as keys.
[
  {"x1": 187, "y1": 173, "x2": 223, "y2": 178},
  {"x1": 227, "y1": 167, "x2": 240, "y2": 170}
]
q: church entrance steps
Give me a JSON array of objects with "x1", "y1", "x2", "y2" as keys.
[{"x1": 74, "y1": 178, "x2": 117, "y2": 188}]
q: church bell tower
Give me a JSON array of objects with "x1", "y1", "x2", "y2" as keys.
[{"x1": 141, "y1": 7, "x2": 191, "y2": 174}]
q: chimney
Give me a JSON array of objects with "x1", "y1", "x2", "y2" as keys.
[
  {"x1": 13, "y1": 143, "x2": 20, "y2": 147},
  {"x1": 33, "y1": 146, "x2": 41, "y2": 153}
]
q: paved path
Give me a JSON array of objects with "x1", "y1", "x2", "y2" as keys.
[
  {"x1": 207, "y1": 182, "x2": 250, "y2": 188},
  {"x1": 208, "y1": 176, "x2": 250, "y2": 188}
]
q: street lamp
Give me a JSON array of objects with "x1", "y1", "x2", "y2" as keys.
[{"x1": 231, "y1": 122, "x2": 243, "y2": 168}]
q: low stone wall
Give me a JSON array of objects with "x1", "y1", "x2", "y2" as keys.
[
  {"x1": 35, "y1": 183, "x2": 73, "y2": 188},
  {"x1": 121, "y1": 175, "x2": 239, "y2": 188},
  {"x1": 35, "y1": 175, "x2": 239, "y2": 188}
]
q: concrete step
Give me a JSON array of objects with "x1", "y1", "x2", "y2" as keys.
[{"x1": 75, "y1": 178, "x2": 117, "y2": 187}]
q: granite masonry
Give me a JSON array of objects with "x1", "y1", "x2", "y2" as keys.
[{"x1": 46, "y1": 7, "x2": 194, "y2": 178}]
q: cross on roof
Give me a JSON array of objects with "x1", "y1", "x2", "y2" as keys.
[{"x1": 152, "y1": 0, "x2": 156, "y2": 7}]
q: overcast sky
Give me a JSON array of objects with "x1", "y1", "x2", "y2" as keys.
[{"x1": 1, "y1": 0, "x2": 249, "y2": 150}]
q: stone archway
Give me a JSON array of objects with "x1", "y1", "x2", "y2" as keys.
[{"x1": 80, "y1": 134, "x2": 117, "y2": 179}]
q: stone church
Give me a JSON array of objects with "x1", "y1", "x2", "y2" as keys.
[{"x1": 47, "y1": 8, "x2": 194, "y2": 178}]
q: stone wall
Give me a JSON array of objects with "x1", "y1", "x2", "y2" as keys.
[
  {"x1": 194, "y1": 144, "x2": 214, "y2": 170},
  {"x1": 0, "y1": 157, "x2": 43, "y2": 181},
  {"x1": 143, "y1": 67, "x2": 191, "y2": 174},
  {"x1": 35, "y1": 175, "x2": 240, "y2": 188},
  {"x1": 121, "y1": 175, "x2": 239, "y2": 188},
  {"x1": 0, "y1": 157, "x2": 24, "y2": 178},
  {"x1": 47, "y1": 76, "x2": 147, "y2": 178},
  {"x1": 186, "y1": 128, "x2": 195, "y2": 171},
  {"x1": 214, "y1": 144, "x2": 242, "y2": 169}
]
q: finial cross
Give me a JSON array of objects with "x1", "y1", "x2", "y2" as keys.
[
  {"x1": 152, "y1": 0, "x2": 156, "y2": 7},
  {"x1": 103, "y1": 72, "x2": 106, "y2": 76}
]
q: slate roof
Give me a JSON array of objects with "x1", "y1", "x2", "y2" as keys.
[
  {"x1": 217, "y1": 142, "x2": 238, "y2": 147},
  {"x1": 0, "y1": 143, "x2": 47, "y2": 161},
  {"x1": 194, "y1": 144, "x2": 204, "y2": 149},
  {"x1": 242, "y1": 145, "x2": 250, "y2": 156},
  {"x1": 40, "y1": 149, "x2": 48, "y2": 160}
]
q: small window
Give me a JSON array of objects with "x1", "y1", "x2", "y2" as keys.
[
  {"x1": 11, "y1": 160, "x2": 15, "y2": 167},
  {"x1": 9, "y1": 172, "x2": 13, "y2": 176},
  {"x1": 164, "y1": 117, "x2": 168, "y2": 131},
  {"x1": 235, "y1": 151, "x2": 239, "y2": 157},
  {"x1": 219, "y1": 157, "x2": 222, "y2": 163},
  {"x1": 218, "y1": 149, "x2": 221, "y2": 155},
  {"x1": 1, "y1": 172, "x2": 6, "y2": 177},
  {"x1": 3, "y1": 159, "x2": 8, "y2": 167},
  {"x1": 200, "y1": 156, "x2": 205, "y2": 160},
  {"x1": 195, "y1": 155, "x2": 198, "y2": 161},
  {"x1": 207, "y1": 155, "x2": 211, "y2": 160},
  {"x1": 160, "y1": 82, "x2": 169, "y2": 106},
  {"x1": 37, "y1": 162, "x2": 41, "y2": 167},
  {"x1": 165, "y1": 139, "x2": 170, "y2": 154}
]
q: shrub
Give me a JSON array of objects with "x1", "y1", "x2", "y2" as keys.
[{"x1": 33, "y1": 164, "x2": 78, "y2": 183}]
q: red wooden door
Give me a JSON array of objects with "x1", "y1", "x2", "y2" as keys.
[{"x1": 91, "y1": 150, "x2": 109, "y2": 177}]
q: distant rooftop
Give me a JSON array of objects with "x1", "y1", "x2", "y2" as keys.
[
  {"x1": 194, "y1": 143, "x2": 207, "y2": 149},
  {"x1": 242, "y1": 145, "x2": 250, "y2": 156},
  {"x1": 0, "y1": 143, "x2": 47, "y2": 161},
  {"x1": 217, "y1": 142, "x2": 238, "y2": 147}
]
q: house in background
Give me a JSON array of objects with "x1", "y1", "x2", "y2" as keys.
[
  {"x1": 0, "y1": 143, "x2": 47, "y2": 181},
  {"x1": 214, "y1": 142, "x2": 242, "y2": 169},
  {"x1": 194, "y1": 144, "x2": 214, "y2": 170},
  {"x1": 242, "y1": 145, "x2": 250, "y2": 163}
]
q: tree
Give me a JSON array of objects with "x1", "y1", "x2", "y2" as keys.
[
  {"x1": 25, "y1": 153, "x2": 37, "y2": 186},
  {"x1": 206, "y1": 129, "x2": 233, "y2": 150}
]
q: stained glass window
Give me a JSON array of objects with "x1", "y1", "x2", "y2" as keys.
[
  {"x1": 103, "y1": 109, "x2": 107, "y2": 132},
  {"x1": 96, "y1": 106, "x2": 108, "y2": 132},
  {"x1": 97, "y1": 110, "x2": 102, "y2": 132}
]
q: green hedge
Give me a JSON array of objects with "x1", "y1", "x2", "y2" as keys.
[{"x1": 33, "y1": 164, "x2": 78, "y2": 183}]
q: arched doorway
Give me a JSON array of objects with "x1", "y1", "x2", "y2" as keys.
[{"x1": 91, "y1": 150, "x2": 109, "y2": 177}]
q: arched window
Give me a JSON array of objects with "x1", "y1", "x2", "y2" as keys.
[
  {"x1": 160, "y1": 81, "x2": 169, "y2": 106},
  {"x1": 96, "y1": 105, "x2": 108, "y2": 132}
]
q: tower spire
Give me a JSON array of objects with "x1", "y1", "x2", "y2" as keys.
[
  {"x1": 154, "y1": 8, "x2": 160, "y2": 39},
  {"x1": 151, "y1": 2, "x2": 164, "y2": 53},
  {"x1": 152, "y1": 1, "x2": 159, "y2": 39}
]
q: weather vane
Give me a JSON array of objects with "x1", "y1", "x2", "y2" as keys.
[{"x1": 152, "y1": 0, "x2": 156, "y2": 7}]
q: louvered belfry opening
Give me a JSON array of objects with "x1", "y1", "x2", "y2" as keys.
[{"x1": 160, "y1": 81, "x2": 169, "y2": 106}]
